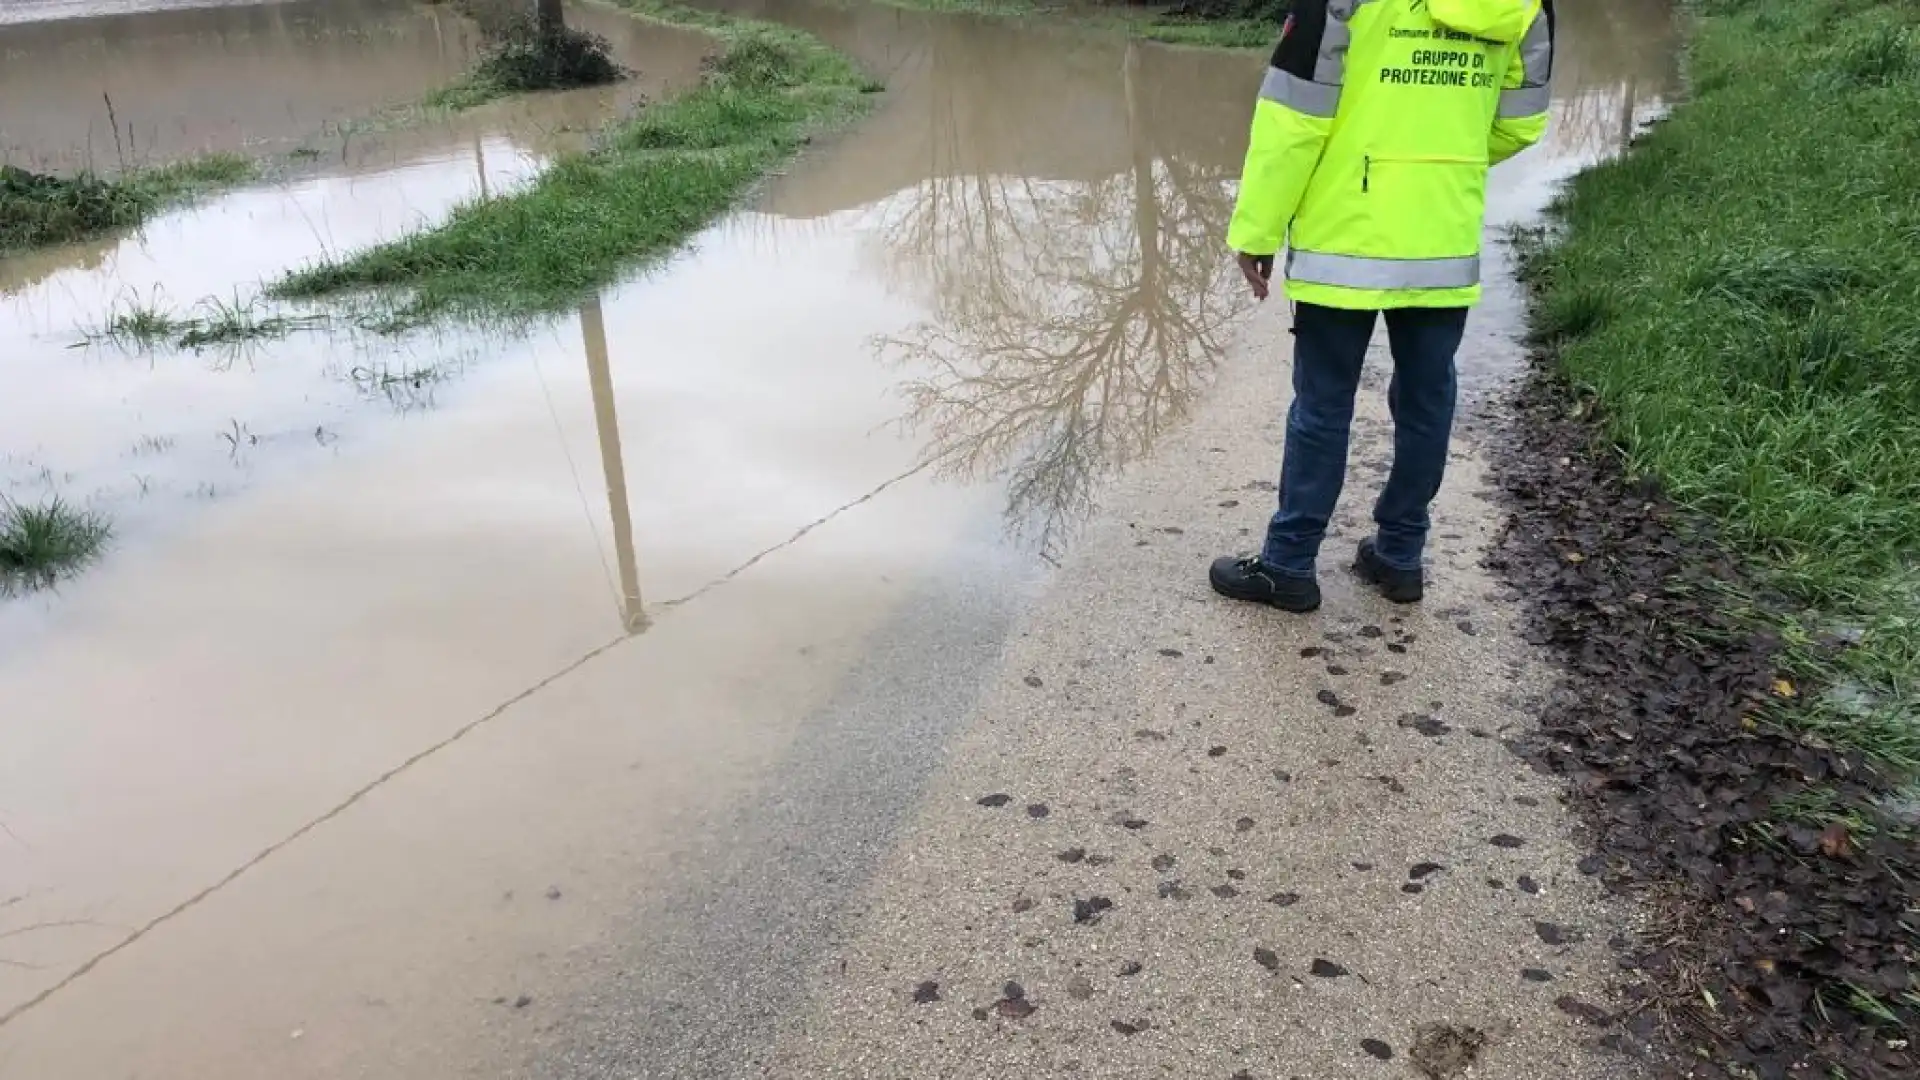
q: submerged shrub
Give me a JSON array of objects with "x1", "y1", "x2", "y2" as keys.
[{"x1": 475, "y1": 14, "x2": 628, "y2": 94}]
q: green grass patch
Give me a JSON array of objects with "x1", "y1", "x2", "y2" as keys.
[
  {"x1": 272, "y1": 1, "x2": 878, "y2": 321},
  {"x1": 1136, "y1": 19, "x2": 1277, "y2": 48},
  {"x1": 0, "y1": 497, "x2": 111, "y2": 594},
  {"x1": 0, "y1": 155, "x2": 254, "y2": 256},
  {"x1": 1517, "y1": 0, "x2": 1920, "y2": 765},
  {"x1": 863, "y1": 0, "x2": 1284, "y2": 49}
]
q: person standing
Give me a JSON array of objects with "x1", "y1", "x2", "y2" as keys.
[{"x1": 1209, "y1": 0, "x2": 1554, "y2": 612}]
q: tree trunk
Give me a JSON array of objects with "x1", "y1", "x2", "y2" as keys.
[{"x1": 536, "y1": 0, "x2": 565, "y2": 39}]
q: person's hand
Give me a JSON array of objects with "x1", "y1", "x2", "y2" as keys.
[{"x1": 1236, "y1": 252, "x2": 1275, "y2": 301}]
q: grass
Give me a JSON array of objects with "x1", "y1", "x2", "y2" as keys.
[
  {"x1": 272, "y1": 0, "x2": 879, "y2": 321},
  {"x1": 1135, "y1": 19, "x2": 1278, "y2": 48},
  {"x1": 1516, "y1": 0, "x2": 1920, "y2": 766},
  {"x1": 0, "y1": 155, "x2": 254, "y2": 256},
  {"x1": 87, "y1": 291, "x2": 324, "y2": 352},
  {"x1": 0, "y1": 497, "x2": 111, "y2": 594},
  {"x1": 862, "y1": 0, "x2": 1284, "y2": 48}
]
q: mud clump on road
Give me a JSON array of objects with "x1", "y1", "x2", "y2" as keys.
[
  {"x1": 1409, "y1": 1022, "x2": 1485, "y2": 1079},
  {"x1": 1488, "y1": 371, "x2": 1919, "y2": 1079}
]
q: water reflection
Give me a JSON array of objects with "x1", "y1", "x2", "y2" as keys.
[
  {"x1": 579, "y1": 293, "x2": 648, "y2": 633},
  {"x1": 873, "y1": 40, "x2": 1250, "y2": 558},
  {"x1": 741, "y1": 0, "x2": 1682, "y2": 554},
  {"x1": 1548, "y1": 0, "x2": 1680, "y2": 156}
]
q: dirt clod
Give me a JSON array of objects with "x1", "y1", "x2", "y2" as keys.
[
  {"x1": 1072, "y1": 896, "x2": 1114, "y2": 924},
  {"x1": 994, "y1": 995, "x2": 1036, "y2": 1020},
  {"x1": 1409, "y1": 1023, "x2": 1485, "y2": 1079}
]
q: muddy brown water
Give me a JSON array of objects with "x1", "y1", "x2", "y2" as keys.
[
  {"x1": 0, "y1": 1, "x2": 1678, "y2": 1076},
  {"x1": 0, "y1": 0, "x2": 711, "y2": 174}
]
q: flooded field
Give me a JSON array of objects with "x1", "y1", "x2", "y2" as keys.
[
  {"x1": 0, "y1": 1, "x2": 1680, "y2": 1076},
  {"x1": 0, "y1": 0, "x2": 711, "y2": 173}
]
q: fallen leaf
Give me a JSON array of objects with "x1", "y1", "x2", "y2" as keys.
[{"x1": 1818, "y1": 822, "x2": 1852, "y2": 859}]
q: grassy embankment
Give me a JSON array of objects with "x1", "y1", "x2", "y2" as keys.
[
  {"x1": 868, "y1": 0, "x2": 1284, "y2": 48},
  {"x1": 1517, "y1": 0, "x2": 1920, "y2": 772},
  {"x1": 274, "y1": 0, "x2": 878, "y2": 321},
  {"x1": 0, "y1": 156, "x2": 253, "y2": 257}
]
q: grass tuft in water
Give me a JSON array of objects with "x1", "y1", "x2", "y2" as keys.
[
  {"x1": 96, "y1": 292, "x2": 193, "y2": 348},
  {"x1": 274, "y1": 2, "x2": 877, "y2": 321},
  {"x1": 86, "y1": 291, "x2": 326, "y2": 352},
  {"x1": 0, "y1": 155, "x2": 254, "y2": 256},
  {"x1": 1517, "y1": 0, "x2": 1920, "y2": 765},
  {"x1": 175, "y1": 294, "x2": 304, "y2": 350},
  {"x1": 0, "y1": 497, "x2": 111, "y2": 594}
]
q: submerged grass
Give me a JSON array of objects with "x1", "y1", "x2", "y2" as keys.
[
  {"x1": 0, "y1": 155, "x2": 254, "y2": 256},
  {"x1": 1517, "y1": 0, "x2": 1920, "y2": 765},
  {"x1": 0, "y1": 497, "x2": 111, "y2": 594},
  {"x1": 273, "y1": 1, "x2": 878, "y2": 321},
  {"x1": 88, "y1": 291, "x2": 329, "y2": 352}
]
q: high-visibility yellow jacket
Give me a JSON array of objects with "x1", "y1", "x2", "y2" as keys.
[{"x1": 1227, "y1": 0, "x2": 1555, "y2": 309}]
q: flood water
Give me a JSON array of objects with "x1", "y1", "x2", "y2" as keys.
[{"x1": 0, "y1": 1, "x2": 1680, "y2": 1076}]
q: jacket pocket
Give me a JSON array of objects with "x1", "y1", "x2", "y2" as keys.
[{"x1": 1358, "y1": 154, "x2": 1487, "y2": 261}]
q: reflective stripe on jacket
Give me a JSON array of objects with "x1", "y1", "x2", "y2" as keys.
[{"x1": 1227, "y1": 0, "x2": 1555, "y2": 309}]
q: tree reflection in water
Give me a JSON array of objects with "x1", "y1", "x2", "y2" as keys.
[{"x1": 878, "y1": 42, "x2": 1252, "y2": 560}]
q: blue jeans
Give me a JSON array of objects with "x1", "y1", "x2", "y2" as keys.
[{"x1": 1260, "y1": 302, "x2": 1466, "y2": 578}]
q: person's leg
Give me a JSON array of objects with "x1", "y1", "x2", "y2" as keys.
[
  {"x1": 1371, "y1": 306, "x2": 1467, "y2": 575},
  {"x1": 1259, "y1": 302, "x2": 1376, "y2": 577}
]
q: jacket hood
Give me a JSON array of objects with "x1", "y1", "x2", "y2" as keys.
[{"x1": 1426, "y1": 0, "x2": 1536, "y2": 44}]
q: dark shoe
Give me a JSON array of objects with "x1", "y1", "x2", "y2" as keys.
[
  {"x1": 1209, "y1": 555, "x2": 1321, "y2": 613},
  {"x1": 1354, "y1": 538, "x2": 1423, "y2": 604}
]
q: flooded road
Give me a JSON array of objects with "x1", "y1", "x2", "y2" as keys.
[{"x1": 0, "y1": 1, "x2": 1679, "y2": 1076}]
